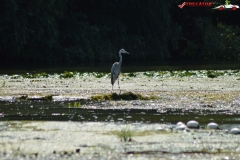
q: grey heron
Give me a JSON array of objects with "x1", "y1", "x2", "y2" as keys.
[{"x1": 111, "y1": 49, "x2": 129, "y2": 92}]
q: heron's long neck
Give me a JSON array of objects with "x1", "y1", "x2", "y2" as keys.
[{"x1": 119, "y1": 53, "x2": 122, "y2": 65}]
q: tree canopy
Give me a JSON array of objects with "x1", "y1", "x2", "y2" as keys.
[{"x1": 0, "y1": 0, "x2": 239, "y2": 65}]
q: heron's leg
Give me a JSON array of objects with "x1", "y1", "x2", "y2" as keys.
[{"x1": 118, "y1": 78, "x2": 121, "y2": 93}]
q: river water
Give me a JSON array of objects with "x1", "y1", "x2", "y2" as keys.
[
  {"x1": 0, "y1": 61, "x2": 239, "y2": 74},
  {"x1": 1, "y1": 100, "x2": 240, "y2": 130}
]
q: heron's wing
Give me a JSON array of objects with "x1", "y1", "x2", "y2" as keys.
[{"x1": 111, "y1": 62, "x2": 120, "y2": 85}]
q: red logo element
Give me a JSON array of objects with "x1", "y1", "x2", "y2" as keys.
[
  {"x1": 178, "y1": 2, "x2": 186, "y2": 9},
  {"x1": 219, "y1": 6, "x2": 223, "y2": 10},
  {"x1": 178, "y1": 2, "x2": 213, "y2": 8},
  {"x1": 232, "y1": 6, "x2": 237, "y2": 10}
]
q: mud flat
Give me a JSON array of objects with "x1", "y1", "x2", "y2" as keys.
[
  {"x1": 0, "y1": 71, "x2": 240, "y2": 159},
  {"x1": 1, "y1": 121, "x2": 240, "y2": 160},
  {"x1": 0, "y1": 71, "x2": 239, "y2": 111}
]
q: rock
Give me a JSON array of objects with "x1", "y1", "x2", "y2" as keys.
[
  {"x1": 230, "y1": 128, "x2": 240, "y2": 134},
  {"x1": 207, "y1": 122, "x2": 219, "y2": 129},
  {"x1": 187, "y1": 120, "x2": 199, "y2": 128},
  {"x1": 176, "y1": 124, "x2": 187, "y2": 130},
  {"x1": 176, "y1": 122, "x2": 185, "y2": 126}
]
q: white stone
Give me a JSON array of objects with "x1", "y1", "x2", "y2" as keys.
[
  {"x1": 176, "y1": 122, "x2": 185, "y2": 126},
  {"x1": 230, "y1": 128, "x2": 240, "y2": 134},
  {"x1": 207, "y1": 122, "x2": 219, "y2": 129},
  {"x1": 187, "y1": 120, "x2": 199, "y2": 128},
  {"x1": 176, "y1": 124, "x2": 187, "y2": 130}
]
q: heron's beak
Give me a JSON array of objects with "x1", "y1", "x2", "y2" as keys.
[{"x1": 126, "y1": 52, "x2": 130, "y2": 54}]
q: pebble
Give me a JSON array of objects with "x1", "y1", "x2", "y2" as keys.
[
  {"x1": 207, "y1": 122, "x2": 219, "y2": 129},
  {"x1": 187, "y1": 120, "x2": 199, "y2": 128},
  {"x1": 230, "y1": 128, "x2": 240, "y2": 134}
]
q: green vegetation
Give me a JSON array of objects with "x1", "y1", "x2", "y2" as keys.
[
  {"x1": 207, "y1": 70, "x2": 223, "y2": 78},
  {"x1": 90, "y1": 92, "x2": 155, "y2": 101},
  {"x1": 60, "y1": 71, "x2": 77, "y2": 79},
  {"x1": 42, "y1": 95, "x2": 53, "y2": 101},
  {"x1": 1, "y1": 81, "x2": 6, "y2": 87},
  {"x1": 92, "y1": 72, "x2": 109, "y2": 78},
  {"x1": 116, "y1": 128, "x2": 134, "y2": 142},
  {"x1": 3, "y1": 70, "x2": 240, "y2": 80},
  {"x1": 127, "y1": 72, "x2": 137, "y2": 77},
  {"x1": 1, "y1": 0, "x2": 239, "y2": 65},
  {"x1": 67, "y1": 102, "x2": 81, "y2": 108},
  {"x1": 143, "y1": 71, "x2": 155, "y2": 77}
]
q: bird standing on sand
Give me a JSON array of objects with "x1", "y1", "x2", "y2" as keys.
[{"x1": 111, "y1": 49, "x2": 129, "y2": 93}]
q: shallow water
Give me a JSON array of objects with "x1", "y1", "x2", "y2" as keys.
[{"x1": 1, "y1": 101, "x2": 240, "y2": 130}]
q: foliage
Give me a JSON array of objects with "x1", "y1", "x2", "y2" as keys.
[
  {"x1": 60, "y1": 71, "x2": 76, "y2": 79},
  {"x1": 92, "y1": 72, "x2": 108, "y2": 78},
  {"x1": 116, "y1": 128, "x2": 133, "y2": 142},
  {"x1": 4, "y1": 70, "x2": 240, "y2": 80},
  {"x1": 127, "y1": 72, "x2": 137, "y2": 77},
  {"x1": 0, "y1": 0, "x2": 180, "y2": 65},
  {"x1": 90, "y1": 92, "x2": 153, "y2": 101},
  {"x1": 0, "y1": 0, "x2": 240, "y2": 64},
  {"x1": 180, "y1": 17, "x2": 240, "y2": 61}
]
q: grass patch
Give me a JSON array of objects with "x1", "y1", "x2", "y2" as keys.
[
  {"x1": 60, "y1": 71, "x2": 78, "y2": 78},
  {"x1": 143, "y1": 71, "x2": 155, "y2": 77},
  {"x1": 1, "y1": 81, "x2": 6, "y2": 87},
  {"x1": 22, "y1": 72, "x2": 49, "y2": 78},
  {"x1": 67, "y1": 102, "x2": 81, "y2": 108},
  {"x1": 207, "y1": 70, "x2": 224, "y2": 78},
  {"x1": 92, "y1": 72, "x2": 108, "y2": 78},
  {"x1": 108, "y1": 130, "x2": 170, "y2": 142},
  {"x1": 116, "y1": 128, "x2": 134, "y2": 142},
  {"x1": 127, "y1": 72, "x2": 137, "y2": 77},
  {"x1": 90, "y1": 92, "x2": 154, "y2": 101}
]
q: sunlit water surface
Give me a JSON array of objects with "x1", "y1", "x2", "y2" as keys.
[{"x1": 1, "y1": 101, "x2": 240, "y2": 130}]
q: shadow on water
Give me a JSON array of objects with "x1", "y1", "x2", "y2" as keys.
[{"x1": 0, "y1": 101, "x2": 240, "y2": 129}]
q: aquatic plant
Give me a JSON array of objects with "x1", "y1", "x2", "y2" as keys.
[
  {"x1": 21, "y1": 72, "x2": 49, "y2": 78},
  {"x1": 1, "y1": 81, "x2": 6, "y2": 87},
  {"x1": 117, "y1": 128, "x2": 133, "y2": 142},
  {"x1": 179, "y1": 70, "x2": 197, "y2": 77},
  {"x1": 3, "y1": 70, "x2": 240, "y2": 81},
  {"x1": 42, "y1": 95, "x2": 53, "y2": 101},
  {"x1": 207, "y1": 70, "x2": 224, "y2": 78},
  {"x1": 90, "y1": 92, "x2": 154, "y2": 101},
  {"x1": 143, "y1": 71, "x2": 155, "y2": 77},
  {"x1": 127, "y1": 72, "x2": 137, "y2": 77},
  {"x1": 92, "y1": 72, "x2": 108, "y2": 78},
  {"x1": 60, "y1": 71, "x2": 77, "y2": 78},
  {"x1": 67, "y1": 102, "x2": 81, "y2": 108}
]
